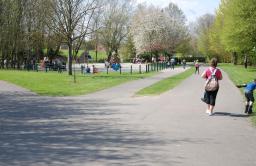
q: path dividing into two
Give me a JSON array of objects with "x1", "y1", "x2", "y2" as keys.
[{"x1": 1, "y1": 67, "x2": 256, "y2": 166}]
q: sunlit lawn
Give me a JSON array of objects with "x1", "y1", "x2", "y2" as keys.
[
  {"x1": 137, "y1": 68, "x2": 193, "y2": 95},
  {"x1": 0, "y1": 70, "x2": 155, "y2": 96}
]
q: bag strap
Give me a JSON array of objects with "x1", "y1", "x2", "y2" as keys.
[
  {"x1": 206, "y1": 68, "x2": 217, "y2": 82},
  {"x1": 211, "y1": 68, "x2": 219, "y2": 82},
  {"x1": 212, "y1": 68, "x2": 217, "y2": 75},
  {"x1": 209, "y1": 67, "x2": 217, "y2": 75}
]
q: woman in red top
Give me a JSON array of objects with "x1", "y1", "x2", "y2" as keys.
[{"x1": 201, "y1": 58, "x2": 223, "y2": 116}]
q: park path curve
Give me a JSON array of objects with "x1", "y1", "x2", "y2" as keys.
[
  {"x1": 1, "y1": 67, "x2": 256, "y2": 166},
  {"x1": 63, "y1": 67, "x2": 189, "y2": 100}
]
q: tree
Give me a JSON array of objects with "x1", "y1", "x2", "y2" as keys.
[
  {"x1": 208, "y1": 5, "x2": 231, "y2": 62},
  {"x1": 187, "y1": 22, "x2": 200, "y2": 56},
  {"x1": 131, "y1": 5, "x2": 166, "y2": 55},
  {"x1": 99, "y1": 0, "x2": 133, "y2": 61},
  {"x1": 0, "y1": 0, "x2": 54, "y2": 69},
  {"x1": 0, "y1": 0, "x2": 24, "y2": 68},
  {"x1": 120, "y1": 33, "x2": 136, "y2": 62},
  {"x1": 164, "y1": 3, "x2": 189, "y2": 57},
  {"x1": 49, "y1": 0, "x2": 99, "y2": 75},
  {"x1": 91, "y1": 3, "x2": 104, "y2": 62},
  {"x1": 131, "y1": 3, "x2": 188, "y2": 61},
  {"x1": 220, "y1": 0, "x2": 256, "y2": 65},
  {"x1": 195, "y1": 14, "x2": 215, "y2": 59}
]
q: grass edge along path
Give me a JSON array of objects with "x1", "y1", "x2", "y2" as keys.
[
  {"x1": 0, "y1": 70, "x2": 156, "y2": 96},
  {"x1": 220, "y1": 63, "x2": 256, "y2": 125},
  {"x1": 136, "y1": 68, "x2": 193, "y2": 96}
]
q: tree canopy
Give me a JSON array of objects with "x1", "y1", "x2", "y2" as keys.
[
  {"x1": 195, "y1": 0, "x2": 256, "y2": 64},
  {"x1": 131, "y1": 3, "x2": 188, "y2": 60},
  {"x1": 2, "y1": 0, "x2": 256, "y2": 69}
]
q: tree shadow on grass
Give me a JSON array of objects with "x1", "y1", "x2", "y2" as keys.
[
  {"x1": 0, "y1": 92, "x2": 194, "y2": 166},
  {"x1": 246, "y1": 68, "x2": 256, "y2": 72}
]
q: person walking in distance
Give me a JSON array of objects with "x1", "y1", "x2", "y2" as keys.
[
  {"x1": 195, "y1": 60, "x2": 200, "y2": 74},
  {"x1": 170, "y1": 57, "x2": 175, "y2": 70},
  {"x1": 182, "y1": 59, "x2": 186, "y2": 69},
  {"x1": 201, "y1": 58, "x2": 223, "y2": 116}
]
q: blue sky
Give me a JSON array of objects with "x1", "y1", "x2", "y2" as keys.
[{"x1": 136, "y1": 0, "x2": 221, "y2": 22}]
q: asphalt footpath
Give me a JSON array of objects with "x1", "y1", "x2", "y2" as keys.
[{"x1": 0, "y1": 67, "x2": 256, "y2": 166}]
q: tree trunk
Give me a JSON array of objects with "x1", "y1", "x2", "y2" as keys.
[
  {"x1": 54, "y1": 44, "x2": 61, "y2": 57},
  {"x1": 95, "y1": 49, "x2": 98, "y2": 62},
  {"x1": 233, "y1": 52, "x2": 238, "y2": 65},
  {"x1": 107, "y1": 51, "x2": 112, "y2": 62},
  {"x1": 244, "y1": 54, "x2": 248, "y2": 69},
  {"x1": 155, "y1": 52, "x2": 159, "y2": 62},
  {"x1": 0, "y1": 50, "x2": 3, "y2": 69},
  {"x1": 95, "y1": 38, "x2": 98, "y2": 62},
  {"x1": 68, "y1": 38, "x2": 73, "y2": 75}
]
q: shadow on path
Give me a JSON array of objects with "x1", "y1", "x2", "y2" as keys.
[
  {"x1": 0, "y1": 92, "x2": 188, "y2": 165},
  {"x1": 213, "y1": 112, "x2": 249, "y2": 118}
]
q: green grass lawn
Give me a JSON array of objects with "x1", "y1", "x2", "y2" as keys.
[
  {"x1": 0, "y1": 70, "x2": 155, "y2": 96},
  {"x1": 58, "y1": 49, "x2": 107, "y2": 61},
  {"x1": 59, "y1": 49, "x2": 84, "y2": 57},
  {"x1": 220, "y1": 63, "x2": 256, "y2": 124},
  {"x1": 136, "y1": 68, "x2": 194, "y2": 96},
  {"x1": 89, "y1": 51, "x2": 107, "y2": 61}
]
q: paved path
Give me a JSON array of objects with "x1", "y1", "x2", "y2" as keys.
[
  {"x1": 65, "y1": 67, "x2": 188, "y2": 100},
  {"x1": 0, "y1": 67, "x2": 256, "y2": 166}
]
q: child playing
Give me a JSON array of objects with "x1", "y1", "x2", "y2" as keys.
[{"x1": 237, "y1": 79, "x2": 256, "y2": 114}]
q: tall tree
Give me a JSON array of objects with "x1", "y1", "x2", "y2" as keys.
[
  {"x1": 164, "y1": 3, "x2": 189, "y2": 56},
  {"x1": 131, "y1": 3, "x2": 188, "y2": 60},
  {"x1": 49, "y1": 0, "x2": 99, "y2": 75},
  {"x1": 120, "y1": 33, "x2": 136, "y2": 62},
  {"x1": 220, "y1": 0, "x2": 256, "y2": 65},
  {"x1": 208, "y1": 5, "x2": 231, "y2": 62},
  {"x1": 91, "y1": 4, "x2": 104, "y2": 62},
  {"x1": 99, "y1": 0, "x2": 133, "y2": 61},
  {"x1": 131, "y1": 5, "x2": 166, "y2": 55},
  {"x1": 0, "y1": 0, "x2": 53, "y2": 69},
  {"x1": 196, "y1": 14, "x2": 215, "y2": 59}
]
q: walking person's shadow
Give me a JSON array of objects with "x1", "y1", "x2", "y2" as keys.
[{"x1": 213, "y1": 112, "x2": 250, "y2": 117}]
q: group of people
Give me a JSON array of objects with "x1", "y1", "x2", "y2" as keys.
[
  {"x1": 40, "y1": 57, "x2": 64, "y2": 73},
  {"x1": 82, "y1": 61, "x2": 121, "y2": 74},
  {"x1": 81, "y1": 65, "x2": 98, "y2": 74},
  {"x1": 201, "y1": 58, "x2": 255, "y2": 116},
  {"x1": 169, "y1": 58, "x2": 187, "y2": 70}
]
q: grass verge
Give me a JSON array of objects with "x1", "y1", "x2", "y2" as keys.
[
  {"x1": 136, "y1": 68, "x2": 193, "y2": 96},
  {"x1": 220, "y1": 63, "x2": 256, "y2": 125},
  {"x1": 0, "y1": 70, "x2": 155, "y2": 96}
]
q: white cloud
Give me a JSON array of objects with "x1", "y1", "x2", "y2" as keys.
[{"x1": 136, "y1": 0, "x2": 220, "y2": 22}]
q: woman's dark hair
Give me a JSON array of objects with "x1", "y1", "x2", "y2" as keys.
[{"x1": 210, "y1": 58, "x2": 218, "y2": 67}]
